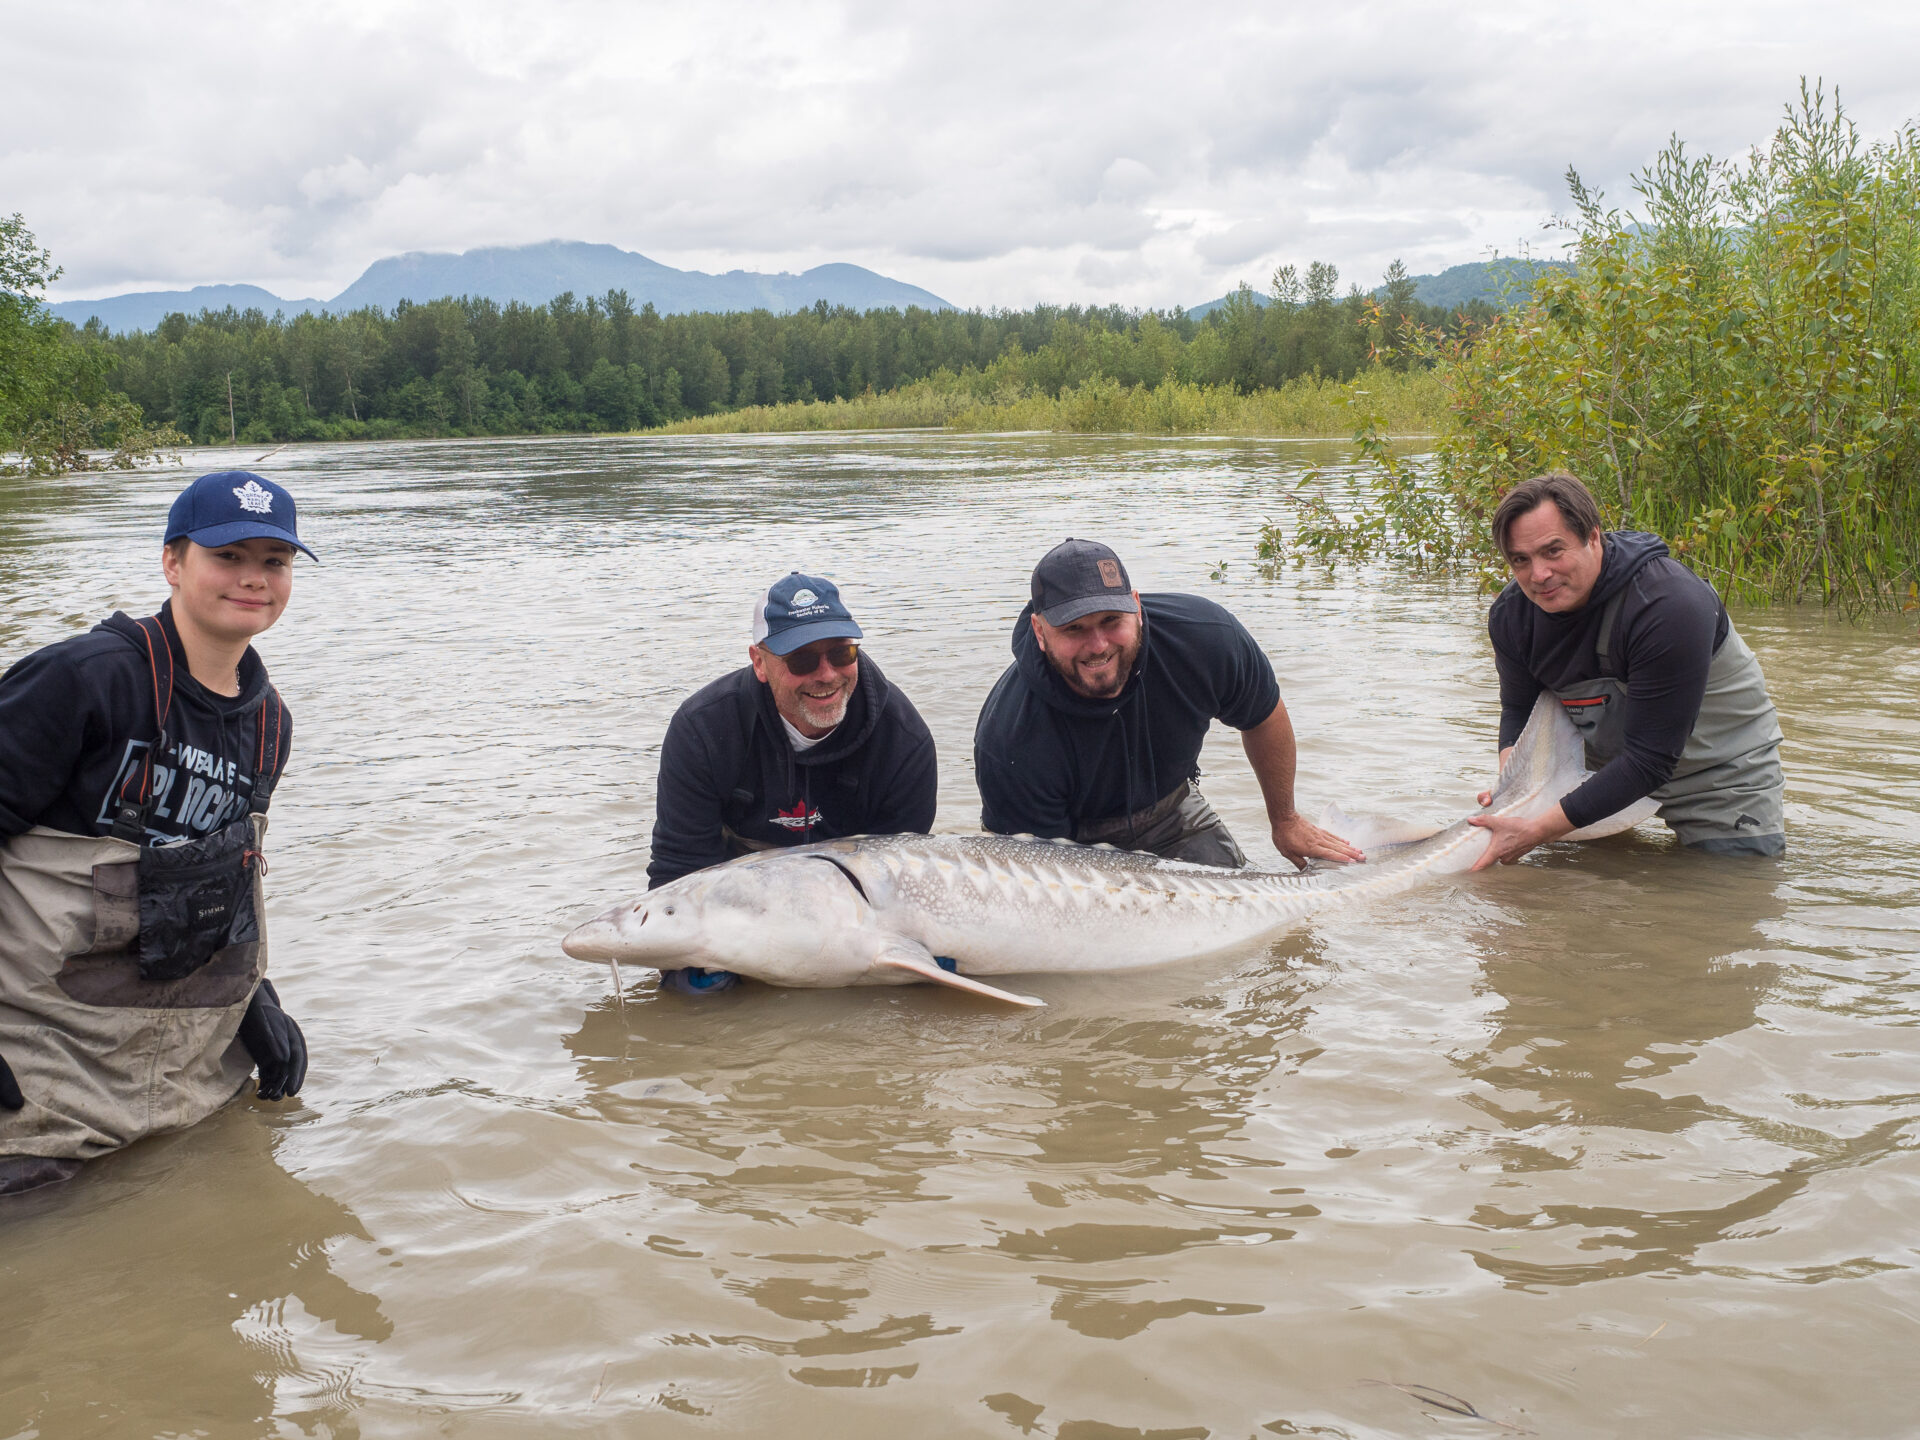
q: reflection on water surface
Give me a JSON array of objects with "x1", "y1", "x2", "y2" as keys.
[{"x1": 1, "y1": 433, "x2": 1916, "y2": 1437}]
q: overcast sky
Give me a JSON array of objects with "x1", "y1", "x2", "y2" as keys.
[{"x1": 11, "y1": 1, "x2": 1918, "y2": 310}]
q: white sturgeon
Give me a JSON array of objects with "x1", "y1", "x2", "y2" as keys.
[{"x1": 562, "y1": 694, "x2": 1655, "y2": 1006}]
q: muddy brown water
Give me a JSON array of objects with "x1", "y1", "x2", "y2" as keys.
[{"x1": 1, "y1": 433, "x2": 1916, "y2": 1438}]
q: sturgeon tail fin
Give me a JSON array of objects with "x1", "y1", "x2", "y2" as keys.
[
  {"x1": 1486, "y1": 692, "x2": 1590, "y2": 819},
  {"x1": 1488, "y1": 693, "x2": 1661, "y2": 837},
  {"x1": 1563, "y1": 794, "x2": 1661, "y2": 840}
]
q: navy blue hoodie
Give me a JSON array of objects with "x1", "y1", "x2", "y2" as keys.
[
  {"x1": 973, "y1": 592, "x2": 1280, "y2": 839},
  {"x1": 0, "y1": 602, "x2": 289, "y2": 843},
  {"x1": 1488, "y1": 530, "x2": 1729, "y2": 829},
  {"x1": 646, "y1": 653, "x2": 937, "y2": 888}
]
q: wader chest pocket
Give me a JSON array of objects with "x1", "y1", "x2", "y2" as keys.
[
  {"x1": 135, "y1": 820, "x2": 260, "y2": 982},
  {"x1": 87, "y1": 861, "x2": 141, "y2": 953}
]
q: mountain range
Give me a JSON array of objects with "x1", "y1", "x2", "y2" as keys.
[
  {"x1": 48, "y1": 240, "x2": 956, "y2": 333},
  {"x1": 1186, "y1": 258, "x2": 1572, "y2": 318},
  {"x1": 47, "y1": 243, "x2": 1572, "y2": 334}
]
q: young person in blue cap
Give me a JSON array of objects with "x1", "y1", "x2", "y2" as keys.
[
  {"x1": 645, "y1": 572, "x2": 939, "y2": 993},
  {"x1": 0, "y1": 471, "x2": 313, "y2": 1195}
]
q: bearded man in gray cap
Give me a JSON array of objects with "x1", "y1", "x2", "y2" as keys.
[{"x1": 972, "y1": 539, "x2": 1360, "y2": 870}]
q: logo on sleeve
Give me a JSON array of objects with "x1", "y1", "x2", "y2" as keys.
[{"x1": 232, "y1": 479, "x2": 274, "y2": 513}]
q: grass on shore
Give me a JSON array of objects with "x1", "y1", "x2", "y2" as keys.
[{"x1": 645, "y1": 368, "x2": 1451, "y2": 439}]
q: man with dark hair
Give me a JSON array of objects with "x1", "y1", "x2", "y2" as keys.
[
  {"x1": 1470, "y1": 469, "x2": 1786, "y2": 866},
  {"x1": 647, "y1": 572, "x2": 938, "y2": 991},
  {"x1": 0, "y1": 471, "x2": 312, "y2": 1195},
  {"x1": 973, "y1": 539, "x2": 1360, "y2": 869}
]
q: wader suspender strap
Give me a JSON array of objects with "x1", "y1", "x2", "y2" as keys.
[
  {"x1": 1592, "y1": 591, "x2": 1629, "y2": 679},
  {"x1": 106, "y1": 617, "x2": 290, "y2": 839},
  {"x1": 253, "y1": 688, "x2": 289, "y2": 807},
  {"x1": 109, "y1": 617, "x2": 177, "y2": 841}
]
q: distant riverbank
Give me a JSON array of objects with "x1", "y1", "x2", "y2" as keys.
[
  {"x1": 66, "y1": 277, "x2": 1472, "y2": 453},
  {"x1": 646, "y1": 369, "x2": 1449, "y2": 439}
]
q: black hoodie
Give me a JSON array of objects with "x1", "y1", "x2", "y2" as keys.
[
  {"x1": 0, "y1": 602, "x2": 289, "y2": 843},
  {"x1": 1488, "y1": 530, "x2": 1730, "y2": 829},
  {"x1": 973, "y1": 592, "x2": 1280, "y2": 839},
  {"x1": 646, "y1": 653, "x2": 937, "y2": 888}
]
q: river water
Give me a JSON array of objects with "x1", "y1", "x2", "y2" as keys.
[{"x1": 2, "y1": 433, "x2": 1917, "y2": 1438}]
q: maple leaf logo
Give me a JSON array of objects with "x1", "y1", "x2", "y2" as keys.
[{"x1": 770, "y1": 800, "x2": 823, "y2": 830}]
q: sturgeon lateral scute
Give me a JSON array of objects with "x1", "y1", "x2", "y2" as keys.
[{"x1": 562, "y1": 693, "x2": 1646, "y2": 1007}]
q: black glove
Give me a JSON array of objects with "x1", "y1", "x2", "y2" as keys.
[
  {"x1": 0, "y1": 1048, "x2": 21, "y2": 1111},
  {"x1": 239, "y1": 979, "x2": 308, "y2": 1101}
]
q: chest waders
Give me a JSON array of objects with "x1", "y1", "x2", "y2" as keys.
[
  {"x1": 719, "y1": 826, "x2": 775, "y2": 858},
  {"x1": 0, "y1": 617, "x2": 288, "y2": 1167},
  {"x1": 1555, "y1": 592, "x2": 1785, "y2": 855},
  {"x1": 1072, "y1": 780, "x2": 1248, "y2": 869}
]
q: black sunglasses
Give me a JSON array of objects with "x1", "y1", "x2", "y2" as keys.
[{"x1": 772, "y1": 641, "x2": 859, "y2": 676}]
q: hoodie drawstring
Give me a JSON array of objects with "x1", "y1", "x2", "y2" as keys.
[{"x1": 1114, "y1": 663, "x2": 1159, "y2": 849}]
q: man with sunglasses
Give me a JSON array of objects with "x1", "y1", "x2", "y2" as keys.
[
  {"x1": 646, "y1": 572, "x2": 938, "y2": 992},
  {"x1": 974, "y1": 539, "x2": 1361, "y2": 871}
]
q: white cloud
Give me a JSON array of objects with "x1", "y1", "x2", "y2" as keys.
[{"x1": 10, "y1": 0, "x2": 1918, "y2": 310}]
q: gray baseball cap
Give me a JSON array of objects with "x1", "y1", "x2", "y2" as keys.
[{"x1": 1031, "y1": 538, "x2": 1137, "y2": 626}]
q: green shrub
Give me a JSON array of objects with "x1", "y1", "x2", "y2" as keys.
[{"x1": 1273, "y1": 85, "x2": 1920, "y2": 609}]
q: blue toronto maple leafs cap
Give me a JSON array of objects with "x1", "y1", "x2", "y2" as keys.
[
  {"x1": 751, "y1": 572, "x2": 862, "y2": 655},
  {"x1": 164, "y1": 471, "x2": 317, "y2": 560}
]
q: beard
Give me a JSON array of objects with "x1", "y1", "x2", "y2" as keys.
[
  {"x1": 795, "y1": 686, "x2": 853, "y2": 730},
  {"x1": 1043, "y1": 633, "x2": 1141, "y2": 699}
]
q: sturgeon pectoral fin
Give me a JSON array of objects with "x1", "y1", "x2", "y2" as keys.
[{"x1": 873, "y1": 943, "x2": 1045, "y2": 1008}]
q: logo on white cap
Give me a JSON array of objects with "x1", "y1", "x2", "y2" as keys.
[{"x1": 233, "y1": 479, "x2": 274, "y2": 514}]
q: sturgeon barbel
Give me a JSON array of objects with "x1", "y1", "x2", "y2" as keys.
[{"x1": 562, "y1": 694, "x2": 1654, "y2": 1007}]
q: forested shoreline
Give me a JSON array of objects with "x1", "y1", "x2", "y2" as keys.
[{"x1": 86, "y1": 263, "x2": 1476, "y2": 445}]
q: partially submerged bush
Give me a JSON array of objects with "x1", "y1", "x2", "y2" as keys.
[{"x1": 1269, "y1": 84, "x2": 1920, "y2": 610}]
